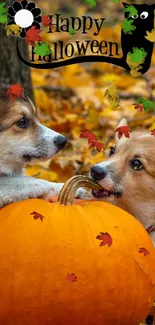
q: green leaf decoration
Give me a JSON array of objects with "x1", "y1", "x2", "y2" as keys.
[
  {"x1": 122, "y1": 19, "x2": 136, "y2": 35},
  {"x1": 135, "y1": 98, "x2": 155, "y2": 112},
  {"x1": 124, "y1": 5, "x2": 138, "y2": 18},
  {"x1": 112, "y1": 0, "x2": 120, "y2": 3},
  {"x1": 0, "y1": 13, "x2": 8, "y2": 24},
  {"x1": 33, "y1": 42, "x2": 52, "y2": 57},
  {"x1": 0, "y1": 2, "x2": 8, "y2": 15},
  {"x1": 84, "y1": 0, "x2": 96, "y2": 8},
  {"x1": 128, "y1": 47, "x2": 147, "y2": 64},
  {"x1": 69, "y1": 28, "x2": 76, "y2": 36}
]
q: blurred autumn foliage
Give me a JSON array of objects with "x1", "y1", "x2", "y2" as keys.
[{"x1": 25, "y1": 0, "x2": 155, "y2": 183}]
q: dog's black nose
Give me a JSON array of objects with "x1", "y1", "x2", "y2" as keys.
[
  {"x1": 54, "y1": 136, "x2": 67, "y2": 149},
  {"x1": 91, "y1": 166, "x2": 107, "y2": 181}
]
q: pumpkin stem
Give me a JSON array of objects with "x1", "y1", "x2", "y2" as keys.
[{"x1": 57, "y1": 175, "x2": 102, "y2": 206}]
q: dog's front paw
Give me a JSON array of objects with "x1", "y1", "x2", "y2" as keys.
[
  {"x1": 75, "y1": 188, "x2": 91, "y2": 200},
  {"x1": 0, "y1": 195, "x2": 14, "y2": 208},
  {"x1": 41, "y1": 183, "x2": 64, "y2": 201}
]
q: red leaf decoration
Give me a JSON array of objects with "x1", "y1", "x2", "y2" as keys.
[
  {"x1": 80, "y1": 130, "x2": 98, "y2": 143},
  {"x1": 134, "y1": 104, "x2": 144, "y2": 112},
  {"x1": 151, "y1": 129, "x2": 155, "y2": 137},
  {"x1": 26, "y1": 26, "x2": 42, "y2": 46},
  {"x1": 89, "y1": 141, "x2": 106, "y2": 153},
  {"x1": 7, "y1": 84, "x2": 24, "y2": 101},
  {"x1": 30, "y1": 211, "x2": 45, "y2": 222},
  {"x1": 139, "y1": 247, "x2": 150, "y2": 257},
  {"x1": 116, "y1": 126, "x2": 131, "y2": 139},
  {"x1": 96, "y1": 232, "x2": 113, "y2": 247},
  {"x1": 66, "y1": 273, "x2": 77, "y2": 282},
  {"x1": 42, "y1": 15, "x2": 52, "y2": 27},
  {"x1": 80, "y1": 130, "x2": 105, "y2": 153}
]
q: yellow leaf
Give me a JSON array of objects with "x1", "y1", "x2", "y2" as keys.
[
  {"x1": 5, "y1": 24, "x2": 22, "y2": 36},
  {"x1": 130, "y1": 66, "x2": 142, "y2": 78},
  {"x1": 145, "y1": 29, "x2": 155, "y2": 42},
  {"x1": 25, "y1": 165, "x2": 58, "y2": 182},
  {"x1": 126, "y1": 54, "x2": 143, "y2": 78},
  {"x1": 104, "y1": 85, "x2": 120, "y2": 109}
]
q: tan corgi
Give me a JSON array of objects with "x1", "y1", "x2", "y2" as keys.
[
  {"x1": 0, "y1": 84, "x2": 87, "y2": 207},
  {"x1": 91, "y1": 118, "x2": 155, "y2": 245}
]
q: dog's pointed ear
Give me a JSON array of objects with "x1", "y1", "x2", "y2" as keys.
[
  {"x1": 27, "y1": 97, "x2": 38, "y2": 117},
  {"x1": 122, "y1": 2, "x2": 129, "y2": 8},
  {"x1": 116, "y1": 118, "x2": 128, "y2": 143}
]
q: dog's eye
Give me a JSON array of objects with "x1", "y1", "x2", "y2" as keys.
[
  {"x1": 109, "y1": 146, "x2": 115, "y2": 157},
  {"x1": 130, "y1": 159, "x2": 143, "y2": 170},
  {"x1": 16, "y1": 117, "x2": 29, "y2": 129}
]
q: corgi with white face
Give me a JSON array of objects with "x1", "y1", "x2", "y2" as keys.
[
  {"x1": 90, "y1": 118, "x2": 155, "y2": 245},
  {"x1": 0, "y1": 85, "x2": 88, "y2": 207}
]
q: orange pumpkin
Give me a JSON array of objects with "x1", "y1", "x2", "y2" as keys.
[{"x1": 0, "y1": 176, "x2": 154, "y2": 325}]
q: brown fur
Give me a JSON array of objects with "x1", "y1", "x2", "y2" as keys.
[
  {"x1": 0, "y1": 84, "x2": 67, "y2": 175},
  {"x1": 106, "y1": 131, "x2": 155, "y2": 227},
  {"x1": 0, "y1": 85, "x2": 70, "y2": 208},
  {"x1": 91, "y1": 119, "x2": 155, "y2": 243}
]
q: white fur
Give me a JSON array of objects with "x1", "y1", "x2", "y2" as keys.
[{"x1": 0, "y1": 98, "x2": 88, "y2": 207}]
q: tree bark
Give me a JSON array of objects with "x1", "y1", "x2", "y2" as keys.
[{"x1": 0, "y1": 0, "x2": 34, "y2": 101}]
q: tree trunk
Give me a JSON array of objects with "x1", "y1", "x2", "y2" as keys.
[{"x1": 0, "y1": 0, "x2": 34, "y2": 101}]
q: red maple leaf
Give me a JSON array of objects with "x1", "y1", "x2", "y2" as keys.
[
  {"x1": 7, "y1": 84, "x2": 24, "y2": 101},
  {"x1": 80, "y1": 130, "x2": 105, "y2": 153},
  {"x1": 139, "y1": 247, "x2": 150, "y2": 257},
  {"x1": 66, "y1": 273, "x2": 77, "y2": 282},
  {"x1": 26, "y1": 26, "x2": 42, "y2": 46},
  {"x1": 151, "y1": 129, "x2": 155, "y2": 137},
  {"x1": 116, "y1": 126, "x2": 131, "y2": 139},
  {"x1": 30, "y1": 211, "x2": 45, "y2": 222},
  {"x1": 42, "y1": 15, "x2": 52, "y2": 27},
  {"x1": 134, "y1": 104, "x2": 144, "y2": 112},
  {"x1": 80, "y1": 129, "x2": 98, "y2": 143},
  {"x1": 89, "y1": 141, "x2": 105, "y2": 153},
  {"x1": 96, "y1": 232, "x2": 113, "y2": 247}
]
